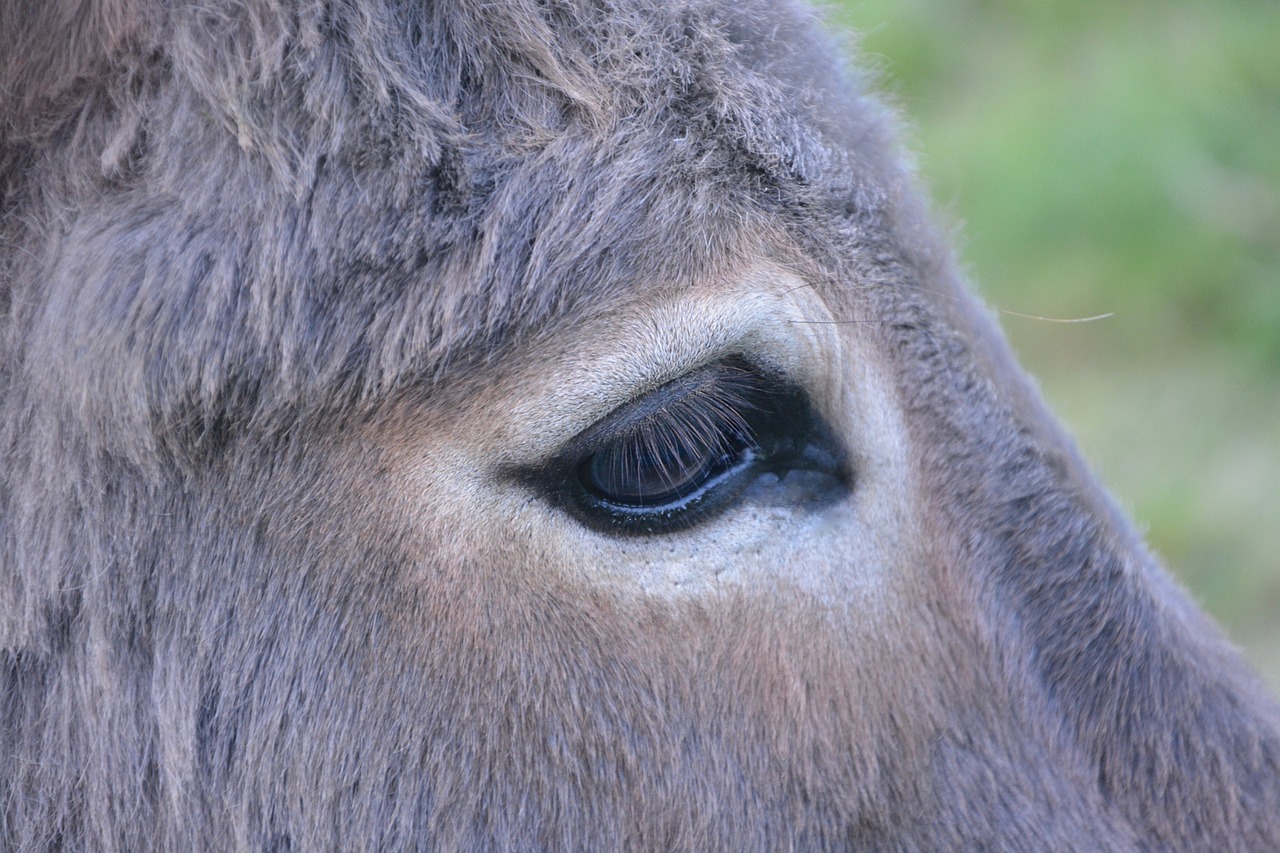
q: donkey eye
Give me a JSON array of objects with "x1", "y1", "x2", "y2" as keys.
[{"x1": 542, "y1": 357, "x2": 849, "y2": 534}]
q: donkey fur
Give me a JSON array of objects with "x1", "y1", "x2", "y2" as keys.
[{"x1": 3, "y1": 0, "x2": 1279, "y2": 849}]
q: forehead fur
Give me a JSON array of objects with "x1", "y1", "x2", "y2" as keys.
[{"x1": 1, "y1": 0, "x2": 910, "y2": 462}]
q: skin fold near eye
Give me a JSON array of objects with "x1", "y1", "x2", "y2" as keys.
[{"x1": 537, "y1": 357, "x2": 850, "y2": 535}]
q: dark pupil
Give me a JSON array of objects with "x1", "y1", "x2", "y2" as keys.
[{"x1": 579, "y1": 422, "x2": 750, "y2": 507}]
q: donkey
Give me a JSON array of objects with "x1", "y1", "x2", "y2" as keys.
[{"x1": 2, "y1": 0, "x2": 1278, "y2": 849}]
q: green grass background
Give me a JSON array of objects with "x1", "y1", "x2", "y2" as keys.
[{"x1": 828, "y1": 0, "x2": 1280, "y2": 688}]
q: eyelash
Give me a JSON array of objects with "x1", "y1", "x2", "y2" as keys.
[
  {"x1": 575, "y1": 363, "x2": 763, "y2": 516},
  {"x1": 538, "y1": 357, "x2": 848, "y2": 535}
]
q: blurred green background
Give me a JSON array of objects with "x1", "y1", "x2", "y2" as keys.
[{"x1": 829, "y1": 0, "x2": 1280, "y2": 688}]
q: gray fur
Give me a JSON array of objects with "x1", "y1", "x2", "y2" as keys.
[{"x1": 3, "y1": 0, "x2": 1278, "y2": 849}]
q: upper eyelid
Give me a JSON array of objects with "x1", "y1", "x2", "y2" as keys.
[
  {"x1": 555, "y1": 358, "x2": 769, "y2": 464},
  {"x1": 479, "y1": 277, "x2": 835, "y2": 469}
]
